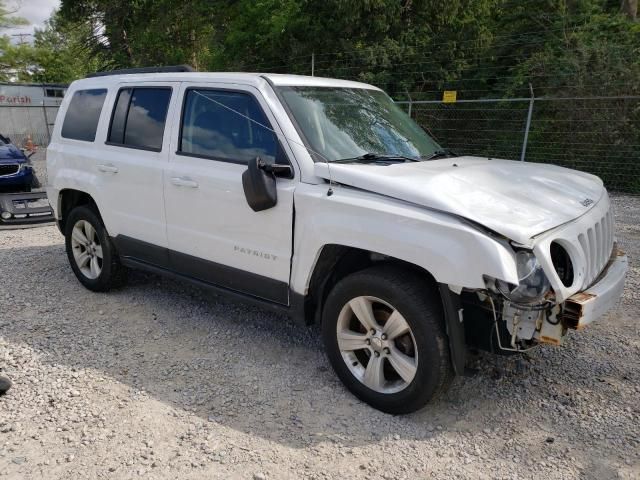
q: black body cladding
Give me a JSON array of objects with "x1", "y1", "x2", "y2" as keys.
[{"x1": 111, "y1": 235, "x2": 289, "y2": 305}]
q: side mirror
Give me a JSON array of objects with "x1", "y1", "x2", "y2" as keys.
[
  {"x1": 242, "y1": 157, "x2": 279, "y2": 212},
  {"x1": 242, "y1": 157, "x2": 293, "y2": 211}
]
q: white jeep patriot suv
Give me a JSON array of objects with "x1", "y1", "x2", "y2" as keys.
[{"x1": 47, "y1": 66, "x2": 628, "y2": 413}]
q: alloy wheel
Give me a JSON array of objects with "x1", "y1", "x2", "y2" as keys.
[
  {"x1": 336, "y1": 295, "x2": 418, "y2": 394},
  {"x1": 70, "y1": 219, "x2": 103, "y2": 279}
]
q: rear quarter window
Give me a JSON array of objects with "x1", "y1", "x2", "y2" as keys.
[{"x1": 61, "y1": 89, "x2": 107, "y2": 142}]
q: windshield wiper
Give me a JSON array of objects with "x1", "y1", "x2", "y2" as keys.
[
  {"x1": 422, "y1": 149, "x2": 457, "y2": 161},
  {"x1": 332, "y1": 153, "x2": 420, "y2": 164}
]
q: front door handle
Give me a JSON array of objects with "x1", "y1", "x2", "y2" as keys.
[
  {"x1": 97, "y1": 163, "x2": 118, "y2": 174},
  {"x1": 171, "y1": 176, "x2": 199, "y2": 188}
]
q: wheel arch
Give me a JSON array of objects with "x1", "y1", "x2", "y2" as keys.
[
  {"x1": 291, "y1": 244, "x2": 466, "y2": 374},
  {"x1": 57, "y1": 189, "x2": 100, "y2": 233},
  {"x1": 310, "y1": 245, "x2": 434, "y2": 315}
]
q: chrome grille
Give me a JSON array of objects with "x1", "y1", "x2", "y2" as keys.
[
  {"x1": 0, "y1": 164, "x2": 19, "y2": 176},
  {"x1": 578, "y1": 208, "x2": 614, "y2": 287}
]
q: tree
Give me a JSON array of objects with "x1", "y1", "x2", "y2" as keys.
[
  {"x1": 0, "y1": 0, "x2": 28, "y2": 29},
  {"x1": 620, "y1": 0, "x2": 638, "y2": 20},
  {"x1": 59, "y1": 0, "x2": 220, "y2": 70},
  {"x1": 30, "y1": 12, "x2": 103, "y2": 83},
  {"x1": 0, "y1": 0, "x2": 30, "y2": 80},
  {"x1": 216, "y1": 0, "x2": 501, "y2": 97}
]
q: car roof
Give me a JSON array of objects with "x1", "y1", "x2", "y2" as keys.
[{"x1": 69, "y1": 72, "x2": 380, "y2": 91}]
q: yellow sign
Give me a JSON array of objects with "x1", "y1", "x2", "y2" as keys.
[{"x1": 443, "y1": 90, "x2": 457, "y2": 103}]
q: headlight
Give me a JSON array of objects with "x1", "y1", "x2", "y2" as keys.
[{"x1": 490, "y1": 250, "x2": 551, "y2": 305}]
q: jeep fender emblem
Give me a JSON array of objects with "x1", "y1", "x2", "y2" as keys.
[{"x1": 234, "y1": 245, "x2": 277, "y2": 261}]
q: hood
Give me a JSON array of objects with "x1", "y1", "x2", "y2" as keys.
[
  {"x1": 314, "y1": 156, "x2": 604, "y2": 245},
  {"x1": 0, "y1": 144, "x2": 27, "y2": 163}
]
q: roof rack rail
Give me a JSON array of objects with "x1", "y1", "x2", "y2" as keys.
[{"x1": 85, "y1": 65, "x2": 195, "y2": 78}]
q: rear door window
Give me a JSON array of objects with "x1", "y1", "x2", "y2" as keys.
[
  {"x1": 178, "y1": 89, "x2": 277, "y2": 164},
  {"x1": 61, "y1": 89, "x2": 107, "y2": 142},
  {"x1": 108, "y1": 87, "x2": 172, "y2": 151}
]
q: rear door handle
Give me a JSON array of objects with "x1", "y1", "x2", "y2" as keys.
[
  {"x1": 97, "y1": 164, "x2": 118, "y2": 174},
  {"x1": 171, "y1": 176, "x2": 199, "y2": 188}
]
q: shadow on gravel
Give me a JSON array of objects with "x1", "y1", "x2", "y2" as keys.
[{"x1": 1, "y1": 242, "x2": 637, "y2": 457}]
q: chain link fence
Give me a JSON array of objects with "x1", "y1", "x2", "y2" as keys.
[
  {"x1": 0, "y1": 104, "x2": 59, "y2": 149},
  {"x1": 0, "y1": 93, "x2": 637, "y2": 193},
  {"x1": 399, "y1": 95, "x2": 640, "y2": 194}
]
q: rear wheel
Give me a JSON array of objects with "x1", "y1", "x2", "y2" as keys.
[
  {"x1": 322, "y1": 265, "x2": 452, "y2": 414},
  {"x1": 65, "y1": 205, "x2": 126, "y2": 291}
]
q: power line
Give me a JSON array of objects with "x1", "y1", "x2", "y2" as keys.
[{"x1": 245, "y1": 43, "x2": 639, "y2": 81}]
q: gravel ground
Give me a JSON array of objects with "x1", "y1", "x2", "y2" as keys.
[
  {"x1": 30, "y1": 149, "x2": 47, "y2": 192},
  {"x1": 0, "y1": 196, "x2": 638, "y2": 480}
]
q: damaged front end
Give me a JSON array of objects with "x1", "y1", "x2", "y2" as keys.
[
  {"x1": 462, "y1": 243, "x2": 627, "y2": 355},
  {"x1": 484, "y1": 247, "x2": 565, "y2": 350}
]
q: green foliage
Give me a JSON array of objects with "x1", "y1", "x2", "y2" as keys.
[
  {"x1": 49, "y1": 0, "x2": 639, "y2": 100},
  {"x1": 217, "y1": 0, "x2": 502, "y2": 96},
  {"x1": 0, "y1": 0, "x2": 30, "y2": 80},
  {"x1": 59, "y1": 0, "x2": 218, "y2": 70},
  {"x1": 0, "y1": 0, "x2": 28, "y2": 29},
  {"x1": 0, "y1": 37, "x2": 32, "y2": 81},
  {"x1": 30, "y1": 12, "x2": 103, "y2": 83}
]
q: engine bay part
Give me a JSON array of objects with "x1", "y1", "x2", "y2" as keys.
[
  {"x1": 461, "y1": 289, "x2": 565, "y2": 354},
  {"x1": 499, "y1": 299, "x2": 565, "y2": 347}
]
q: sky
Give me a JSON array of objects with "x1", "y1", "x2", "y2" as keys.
[{"x1": 5, "y1": 0, "x2": 61, "y2": 42}]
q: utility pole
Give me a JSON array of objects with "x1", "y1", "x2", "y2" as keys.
[
  {"x1": 311, "y1": 53, "x2": 315, "y2": 76},
  {"x1": 11, "y1": 33, "x2": 32, "y2": 45}
]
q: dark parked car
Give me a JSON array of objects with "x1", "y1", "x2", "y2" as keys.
[{"x1": 0, "y1": 134, "x2": 35, "y2": 191}]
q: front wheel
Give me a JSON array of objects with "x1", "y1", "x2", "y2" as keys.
[{"x1": 322, "y1": 265, "x2": 453, "y2": 414}]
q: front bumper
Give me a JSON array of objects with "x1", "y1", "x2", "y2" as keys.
[
  {"x1": 560, "y1": 246, "x2": 628, "y2": 330},
  {"x1": 0, "y1": 191, "x2": 54, "y2": 226}
]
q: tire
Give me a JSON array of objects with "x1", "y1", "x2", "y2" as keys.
[
  {"x1": 64, "y1": 205, "x2": 127, "y2": 292},
  {"x1": 0, "y1": 375, "x2": 11, "y2": 395},
  {"x1": 322, "y1": 265, "x2": 453, "y2": 414}
]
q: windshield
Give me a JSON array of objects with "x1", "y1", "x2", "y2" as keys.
[{"x1": 277, "y1": 86, "x2": 441, "y2": 162}]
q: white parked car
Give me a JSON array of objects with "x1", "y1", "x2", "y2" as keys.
[{"x1": 47, "y1": 67, "x2": 628, "y2": 413}]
